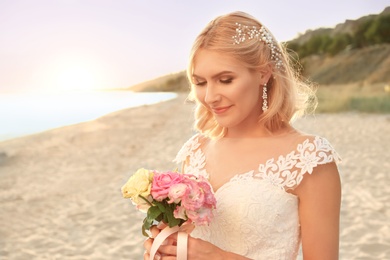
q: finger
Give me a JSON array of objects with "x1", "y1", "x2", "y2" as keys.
[
  {"x1": 179, "y1": 222, "x2": 195, "y2": 234},
  {"x1": 143, "y1": 251, "x2": 149, "y2": 260},
  {"x1": 167, "y1": 237, "x2": 177, "y2": 246},
  {"x1": 161, "y1": 256, "x2": 176, "y2": 260},
  {"x1": 167, "y1": 232, "x2": 178, "y2": 244},
  {"x1": 143, "y1": 237, "x2": 153, "y2": 252},
  {"x1": 144, "y1": 251, "x2": 163, "y2": 260},
  {"x1": 157, "y1": 222, "x2": 167, "y2": 230},
  {"x1": 144, "y1": 252, "x2": 163, "y2": 260},
  {"x1": 158, "y1": 244, "x2": 177, "y2": 256},
  {"x1": 150, "y1": 225, "x2": 161, "y2": 238}
]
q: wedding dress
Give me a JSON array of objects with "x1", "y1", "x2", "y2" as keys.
[{"x1": 174, "y1": 134, "x2": 341, "y2": 260}]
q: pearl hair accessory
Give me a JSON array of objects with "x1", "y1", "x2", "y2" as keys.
[
  {"x1": 232, "y1": 23, "x2": 284, "y2": 71},
  {"x1": 262, "y1": 83, "x2": 268, "y2": 112}
]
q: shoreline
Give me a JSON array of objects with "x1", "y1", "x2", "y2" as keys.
[
  {"x1": 0, "y1": 94, "x2": 389, "y2": 259},
  {"x1": 0, "y1": 91, "x2": 178, "y2": 142}
]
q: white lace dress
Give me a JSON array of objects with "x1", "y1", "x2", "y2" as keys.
[{"x1": 173, "y1": 134, "x2": 341, "y2": 260}]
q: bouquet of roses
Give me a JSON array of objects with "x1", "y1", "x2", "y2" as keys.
[{"x1": 121, "y1": 168, "x2": 217, "y2": 237}]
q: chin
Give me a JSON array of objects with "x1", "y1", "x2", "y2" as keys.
[{"x1": 214, "y1": 118, "x2": 236, "y2": 128}]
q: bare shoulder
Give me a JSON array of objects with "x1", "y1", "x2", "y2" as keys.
[
  {"x1": 287, "y1": 128, "x2": 324, "y2": 144},
  {"x1": 271, "y1": 127, "x2": 321, "y2": 153},
  {"x1": 294, "y1": 161, "x2": 341, "y2": 259}
]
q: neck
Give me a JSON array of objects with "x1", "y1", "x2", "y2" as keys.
[
  {"x1": 224, "y1": 122, "x2": 291, "y2": 139},
  {"x1": 225, "y1": 123, "x2": 270, "y2": 138}
]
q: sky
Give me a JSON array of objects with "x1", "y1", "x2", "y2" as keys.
[{"x1": 0, "y1": 0, "x2": 389, "y2": 92}]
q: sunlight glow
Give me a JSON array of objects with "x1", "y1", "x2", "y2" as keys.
[
  {"x1": 56, "y1": 66, "x2": 98, "y2": 91},
  {"x1": 44, "y1": 56, "x2": 107, "y2": 92}
]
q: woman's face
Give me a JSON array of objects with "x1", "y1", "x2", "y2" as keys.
[{"x1": 192, "y1": 49, "x2": 264, "y2": 131}]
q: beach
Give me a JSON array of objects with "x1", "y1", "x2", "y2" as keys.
[{"x1": 0, "y1": 93, "x2": 389, "y2": 259}]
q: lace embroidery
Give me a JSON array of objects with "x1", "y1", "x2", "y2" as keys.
[
  {"x1": 230, "y1": 170, "x2": 255, "y2": 182},
  {"x1": 173, "y1": 134, "x2": 208, "y2": 179},
  {"x1": 259, "y1": 136, "x2": 341, "y2": 190},
  {"x1": 174, "y1": 135, "x2": 340, "y2": 191}
]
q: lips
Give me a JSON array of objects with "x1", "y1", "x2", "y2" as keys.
[{"x1": 211, "y1": 105, "x2": 232, "y2": 115}]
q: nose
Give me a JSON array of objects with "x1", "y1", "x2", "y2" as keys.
[{"x1": 204, "y1": 84, "x2": 221, "y2": 105}]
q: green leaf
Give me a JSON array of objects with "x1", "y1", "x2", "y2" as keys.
[
  {"x1": 156, "y1": 214, "x2": 163, "y2": 222},
  {"x1": 165, "y1": 205, "x2": 180, "y2": 227},
  {"x1": 143, "y1": 218, "x2": 153, "y2": 230},
  {"x1": 154, "y1": 201, "x2": 167, "y2": 213},
  {"x1": 147, "y1": 206, "x2": 162, "y2": 220},
  {"x1": 163, "y1": 214, "x2": 168, "y2": 223},
  {"x1": 170, "y1": 218, "x2": 181, "y2": 227},
  {"x1": 142, "y1": 225, "x2": 149, "y2": 237}
]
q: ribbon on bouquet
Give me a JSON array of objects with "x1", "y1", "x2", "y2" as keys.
[{"x1": 149, "y1": 226, "x2": 188, "y2": 260}]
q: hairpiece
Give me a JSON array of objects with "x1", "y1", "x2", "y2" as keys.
[{"x1": 232, "y1": 23, "x2": 284, "y2": 71}]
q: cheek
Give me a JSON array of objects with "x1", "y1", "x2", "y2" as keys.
[
  {"x1": 235, "y1": 83, "x2": 261, "y2": 103},
  {"x1": 194, "y1": 88, "x2": 207, "y2": 106}
]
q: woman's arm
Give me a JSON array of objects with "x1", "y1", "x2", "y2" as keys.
[{"x1": 294, "y1": 162, "x2": 341, "y2": 260}]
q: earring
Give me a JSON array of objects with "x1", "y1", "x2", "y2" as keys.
[{"x1": 262, "y1": 83, "x2": 268, "y2": 112}]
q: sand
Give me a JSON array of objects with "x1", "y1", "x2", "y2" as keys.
[{"x1": 0, "y1": 93, "x2": 389, "y2": 259}]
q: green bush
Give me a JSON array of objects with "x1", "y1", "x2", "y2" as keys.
[
  {"x1": 315, "y1": 85, "x2": 390, "y2": 113},
  {"x1": 348, "y1": 96, "x2": 390, "y2": 113},
  {"x1": 286, "y1": 13, "x2": 390, "y2": 58}
]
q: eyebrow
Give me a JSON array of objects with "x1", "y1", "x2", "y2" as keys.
[{"x1": 192, "y1": 71, "x2": 234, "y2": 80}]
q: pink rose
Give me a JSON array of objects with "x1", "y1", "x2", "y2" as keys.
[
  {"x1": 181, "y1": 177, "x2": 216, "y2": 225},
  {"x1": 197, "y1": 180, "x2": 217, "y2": 207},
  {"x1": 187, "y1": 207, "x2": 214, "y2": 226},
  {"x1": 168, "y1": 183, "x2": 188, "y2": 204},
  {"x1": 181, "y1": 179, "x2": 205, "y2": 211},
  {"x1": 151, "y1": 171, "x2": 184, "y2": 201}
]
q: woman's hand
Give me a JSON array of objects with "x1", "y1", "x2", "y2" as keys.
[
  {"x1": 143, "y1": 222, "x2": 173, "y2": 260},
  {"x1": 143, "y1": 222, "x2": 250, "y2": 260},
  {"x1": 145, "y1": 233, "x2": 224, "y2": 260}
]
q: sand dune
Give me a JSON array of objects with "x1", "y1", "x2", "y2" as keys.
[{"x1": 0, "y1": 93, "x2": 389, "y2": 259}]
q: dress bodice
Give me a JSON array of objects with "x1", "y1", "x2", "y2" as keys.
[{"x1": 173, "y1": 134, "x2": 341, "y2": 259}]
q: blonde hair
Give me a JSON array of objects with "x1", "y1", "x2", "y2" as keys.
[{"x1": 187, "y1": 11, "x2": 316, "y2": 139}]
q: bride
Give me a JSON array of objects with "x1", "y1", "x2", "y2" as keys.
[{"x1": 144, "y1": 11, "x2": 341, "y2": 260}]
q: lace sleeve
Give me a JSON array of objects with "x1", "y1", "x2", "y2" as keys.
[
  {"x1": 173, "y1": 134, "x2": 201, "y2": 164},
  {"x1": 294, "y1": 136, "x2": 341, "y2": 187},
  {"x1": 258, "y1": 136, "x2": 341, "y2": 191},
  {"x1": 172, "y1": 134, "x2": 208, "y2": 179}
]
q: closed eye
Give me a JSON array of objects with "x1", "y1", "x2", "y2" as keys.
[
  {"x1": 220, "y1": 78, "x2": 233, "y2": 84},
  {"x1": 194, "y1": 81, "x2": 207, "y2": 86}
]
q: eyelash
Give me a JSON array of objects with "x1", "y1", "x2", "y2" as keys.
[
  {"x1": 220, "y1": 78, "x2": 233, "y2": 84},
  {"x1": 194, "y1": 81, "x2": 206, "y2": 86},
  {"x1": 194, "y1": 78, "x2": 233, "y2": 86}
]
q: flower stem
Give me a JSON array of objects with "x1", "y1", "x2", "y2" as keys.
[{"x1": 139, "y1": 195, "x2": 154, "y2": 206}]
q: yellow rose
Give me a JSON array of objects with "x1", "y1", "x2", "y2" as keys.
[{"x1": 121, "y1": 168, "x2": 153, "y2": 204}]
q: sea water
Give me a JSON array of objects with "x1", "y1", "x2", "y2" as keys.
[{"x1": 0, "y1": 91, "x2": 177, "y2": 141}]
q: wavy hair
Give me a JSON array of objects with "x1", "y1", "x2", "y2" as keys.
[{"x1": 187, "y1": 11, "x2": 316, "y2": 139}]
